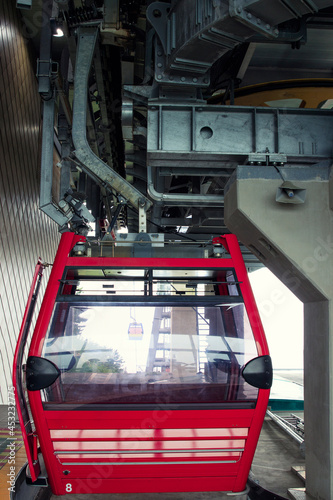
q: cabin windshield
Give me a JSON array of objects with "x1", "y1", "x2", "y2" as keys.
[
  {"x1": 40, "y1": 266, "x2": 259, "y2": 408},
  {"x1": 41, "y1": 301, "x2": 259, "y2": 408}
]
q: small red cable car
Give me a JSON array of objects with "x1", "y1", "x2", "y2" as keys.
[{"x1": 13, "y1": 233, "x2": 272, "y2": 495}]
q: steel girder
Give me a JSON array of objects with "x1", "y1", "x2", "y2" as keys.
[{"x1": 148, "y1": 103, "x2": 333, "y2": 165}]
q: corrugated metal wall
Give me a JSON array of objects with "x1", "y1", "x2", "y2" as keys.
[{"x1": 0, "y1": 1, "x2": 59, "y2": 403}]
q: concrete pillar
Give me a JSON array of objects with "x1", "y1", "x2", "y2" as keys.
[{"x1": 224, "y1": 164, "x2": 333, "y2": 500}]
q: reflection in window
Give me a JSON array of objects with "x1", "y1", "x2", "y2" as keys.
[
  {"x1": 42, "y1": 304, "x2": 258, "y2": 406},
  {"x1": 60, "y1": 268, "x2": 241, "y2": 298},
  {"x1": 265, "y1": 98, "x2": 305, "y2": 108}
]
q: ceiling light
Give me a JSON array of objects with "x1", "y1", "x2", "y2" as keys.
[
  {"x1": 54, "y1": 27, "x2": 64, "y2": 37},
  {"x1": 50, "y1": 18, "x2": 64, "y2": 37}
]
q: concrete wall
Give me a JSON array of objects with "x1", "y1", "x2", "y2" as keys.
[
  {"x1": 224, "y1": 164, "x2": 333, "y2": 500},
  {"x1": 0, "y1": 2, "x2": 59, "y2": 404}
]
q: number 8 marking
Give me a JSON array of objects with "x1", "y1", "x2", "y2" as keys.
[{"x1": 66, "y1": 483, "x2": 72, "y2": 492}]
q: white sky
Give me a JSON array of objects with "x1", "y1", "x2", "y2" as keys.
[
  {"x1": 79, "y1": 307, "x2": 154, "y2": 372},
  {"x1": 249, "y1": 267, "x2": 304, "y2": 370}
]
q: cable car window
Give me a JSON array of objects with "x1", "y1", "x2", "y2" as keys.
[
  {"x1": 60, "y1": 268, "x2": 240, "y2": 297},
  {"x1": 41, "y1": 303, "x2": 259, "y2": 407}
]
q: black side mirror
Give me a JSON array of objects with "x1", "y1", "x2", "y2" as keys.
[
  {"x1": 26, "y1": 356, "x2": 60, "y2": 391},
  {"x1": 241, "y1": 355, "x2": 273, "y2": 389}
]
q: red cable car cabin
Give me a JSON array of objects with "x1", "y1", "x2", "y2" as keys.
[{"x1": 13, "y1": 233, "x2": 272, "y2": 496}]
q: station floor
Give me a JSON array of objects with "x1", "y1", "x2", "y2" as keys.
[{"x1": 0, "y1": 371, "x2": 307, "y2": 500}]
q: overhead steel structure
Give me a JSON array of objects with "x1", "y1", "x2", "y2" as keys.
[
  {"x1": 28, "y1": 0, "x2": 333, "y2": 250},
  {"x1": 14, "y1": 0, "x2": 333, "y2": 498}
]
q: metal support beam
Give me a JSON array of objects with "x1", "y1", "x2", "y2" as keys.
[
  {"x1": 148, "y1": 102, "x2": 333, "y2": 167},
  {"x1": 37, "y1": 0, "x2": 71, "y2": 228},
  {"x1": 71, "y1": 28, "x2": 152, "y2": 216},
  {"x1": 59, "y1": 141, "x2": 71, "y2": 201},
  {"x1": 103, "y1": 0, "x2": 120, "y2": 29},
  {"x1": 39, "y1": 98, "x2": 70, "y2": 227},
  {"x1": 236, "y1": 42, "x2": 256, "y2": 80},
  {"x1": 139, "y1": 204, "x2": 147, "y2": 233},
  {"x1": 37, "y1": 0, "x2": 53, "y2": 97}
]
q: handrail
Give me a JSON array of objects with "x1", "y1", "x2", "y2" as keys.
[{"x1": 12, "y1": 260, "x2": 45, "y2": 482}]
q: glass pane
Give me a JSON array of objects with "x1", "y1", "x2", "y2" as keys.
[
  {"x1": 42, "y1": 303, "x2": 258, "y2": 406},
  {"x1": 61, "y1": 268, "x2": 240, "y2": 297}
]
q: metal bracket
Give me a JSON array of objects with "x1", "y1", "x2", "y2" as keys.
[
  {"x1": 61, "y1": 190, "x2": 96, "y2": 224},
  {"x1": 155, "y1": 42, "x2": 210, "y2": 87},
  {"x1": 36, "y1": 58, "x2": 52, "y2": 79},
  {"x1": 229, "y1": 0, "x2": 279, "y2": 39},
  {"x1": 147, "y1": 2, "x2": 211, "y2": 87},
  {"x1": 139, "y1": 201, "x2": 147, "y2": 233},
  {"x1": 247, "y1": 153, "x2": 287, "y2": 165},
  {"x1": 146, "y1": 1, "x2": 170, "y2": 54},
  {"x1": 123, "y1": 85, "x2": 153, "y2": 104},
  {"x1": 154, "y1": 43, "x2": 211, "y2": 87},
  {"x1": 133, "y1": 233, "x2": 152, "y2": 257}
]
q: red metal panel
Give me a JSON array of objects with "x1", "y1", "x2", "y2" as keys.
[
  {"x1": 60, "y1": 476, "x2": 237, "y2": 495},
  {"x1": 49, "y1": 427, "x2": 249, "y2": 440},
  {"x1": 53, "y1": 439, "x2": 246, "y2": 451},
  {"x1": 233, "y1": 389, "x2": 270, "y2": 491},
  {"x1": 33, "y1": 408, "x2": 254, "y2": 494},
  {"x1": 56, "y1": 462, "x2": 240, "y2": 479},
  {"x1": 38, "y1": 408, "x2": 252, "y2": 494},
  {"x1": 44, "y1": 409, "x2": 255, "y2": 429},
  {"x1": 56, "y1": 452, "x2": 242, "y2": 461},
  {"x1": 66, "y1": 256, "x2": 235, "y2": 269},
  {"x1": 28, "y1": 404, "x2": 256, "y2": 495}
]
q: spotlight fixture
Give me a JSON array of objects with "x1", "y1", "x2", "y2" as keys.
[{"x1": 276, "y1": 181, "x2": 307, "y2": 204}]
